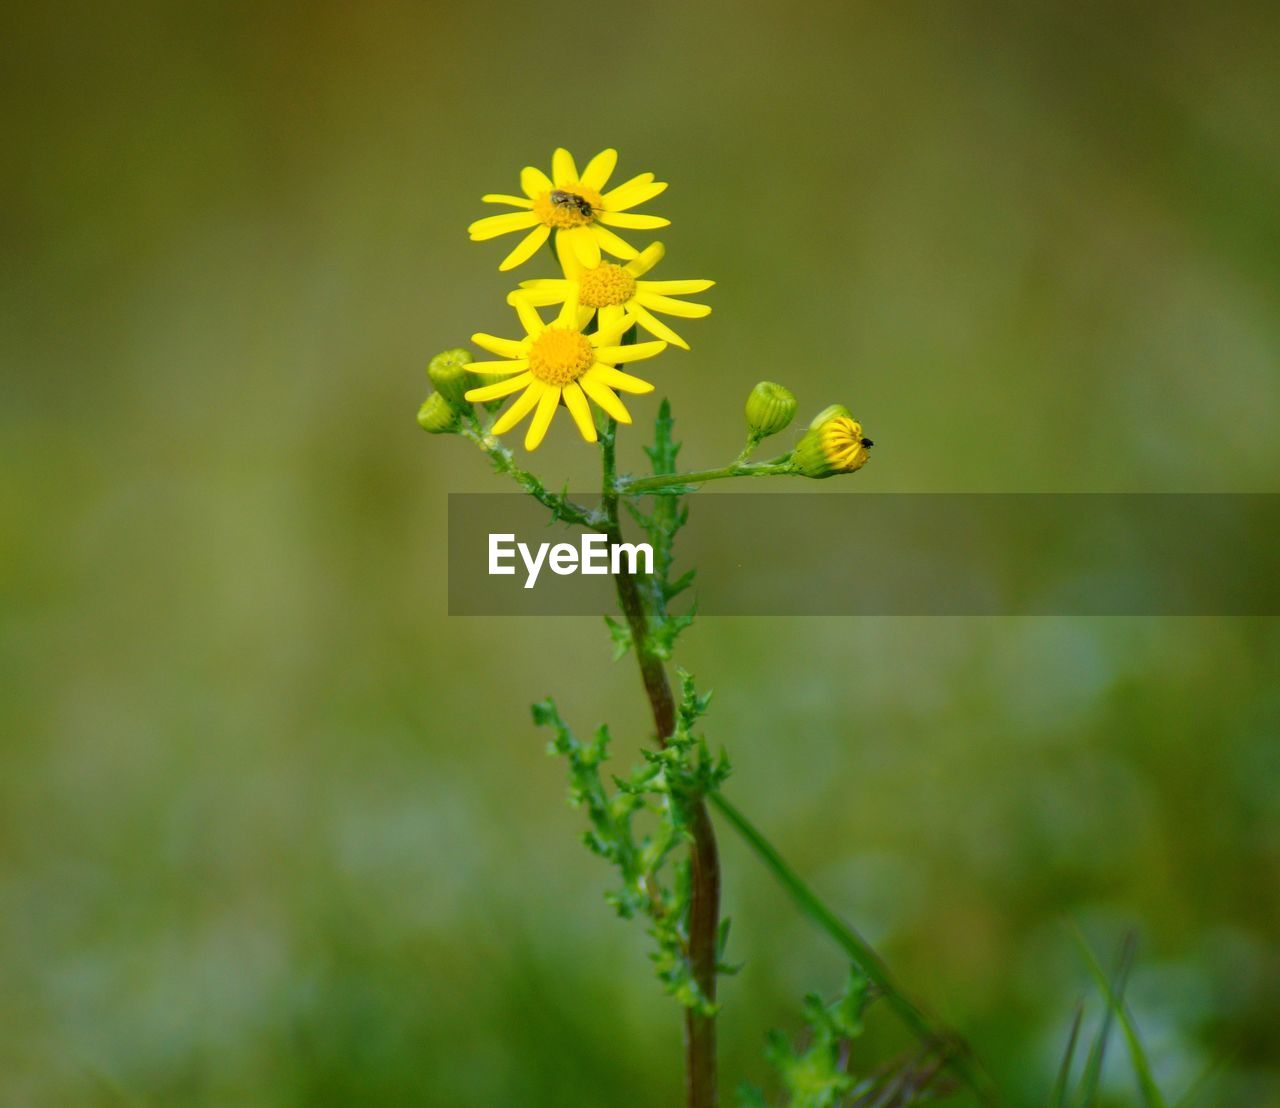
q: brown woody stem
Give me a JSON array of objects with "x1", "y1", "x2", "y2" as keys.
[{"x1": 602, "y1": 419, "x2": 720, "y2": 1108}]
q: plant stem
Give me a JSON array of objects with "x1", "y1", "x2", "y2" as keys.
[
  {"x1": 460, "y1": 421, "x2": 601, "y2": 528},
  {"x1": 732, "y1": 433, "x2": 764, "y2": 467},
  {"x1": 620, "y1": 457, "x2": 795, "y2": 496},
  {"x1": 708, "y1": 792, "x2": 1003, "y2": 1107},
  {"x1": 602, "y1": 419, "x2": 720, "y2": 1108}
]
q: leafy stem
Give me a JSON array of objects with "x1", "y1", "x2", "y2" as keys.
[
  {"x1": 601, "y1": 413, "x2": 723, "y2": 1108},
  {"x1": 459, "y1": 417, "x2": 602, "y2": 528}
]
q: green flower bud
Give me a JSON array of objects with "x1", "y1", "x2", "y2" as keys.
[
  {"x1": 744, "y1": 381, "x2": 797, "y2": 439},
  {"x1": 793, "y1": 412, "x2": 873, "y2": 478},
  {"x1": 808, "y1": 403, "x2": 852, "y2": 431},
  {"x1": 417, "y1": 392, "x2": 459, "y2": 434},
  {"x1": 427, "y1": 347, "x2": 474, "y2": 408}
]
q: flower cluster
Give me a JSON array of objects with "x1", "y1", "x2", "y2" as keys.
[
  {"x1": 418, "y1": 145, "x2": 873, "y2": 482},
  {"x1": 462, "y1": 148, "x2": 714, "y2": 450}
]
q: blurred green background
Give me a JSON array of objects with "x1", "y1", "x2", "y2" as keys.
[{"x1": 4, "y1": 1, "x2": 1279, "y2": 1104}]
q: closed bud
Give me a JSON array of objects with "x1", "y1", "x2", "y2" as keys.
[
  {"x1": 808, "y1": 403, "x2": 852, "y2": 431},
  {"x1": 427, "y1": 347, "x2": 474, "y2": 407},
  {"x1": 744, "y1": 381, "x2": 797, "y2": 439},
  {"x1": 417, "y1": 392, "x2": 459, "y2": 434},
  {"x1": 793, "y1": 412, "x2": 873, "y2": 478}
]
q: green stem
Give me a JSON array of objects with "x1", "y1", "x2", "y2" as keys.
[
  {"x1": 708, "y1": 792, "x2": 1002, "y2": 1107},
  {"x1": 460, "y1": 423, "x2": 601, "y2": 528},
  {"x1": 731, "y1": 433, "x2": 764, "y2": 467},
  {"x1": 601, "y1": 419, "x2": 720, "y2": 1108},
  {"x1": 620, "y1": 457, "x2": 796, "y2": 496}
]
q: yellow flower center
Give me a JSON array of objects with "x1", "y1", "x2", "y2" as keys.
[
  {"x1": 821, "y1": 417, "x2": 872, "y2": 472},
  {"x1": 534, "y1": 185, "x2": 603, "y2": 229},
  {"x1": 528, "y1": 327, "x2": 595, "y2": 386},
  {"x1": 577, "y1": 262, "x2": 636, "y2": 308}
]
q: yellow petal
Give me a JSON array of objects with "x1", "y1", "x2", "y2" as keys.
[
  {"x1": 521, "y1": 166, "x2": 553, "y2": 199},
  {"x1": 465, "y1": 372, "x2": 533, "y2": 403},
  {"x1": 524, "y1": 384, "x2": 562, "y2": 450},
  {"x1": 596, "y1": 211, "x2": 670, "y2": 230},
  {"x1": 568, "y1": 226, "x2": 600, "y2": 268},
  {"x1": 468, "y1": 211, "x2": 540, "y2": 241},
  {"x1": 562, "y1": 382, "x2": 597, "y2": 442},
  {"x1": 471, "y1": 333, "x2": 527, "y2": 358},
  {"x1": 463, "y1": 358, "x2": 530, "y2": 376},
  {"x1": 597, "y1": 304, "x2": 627, "y2": 333},
  {"x1": 630, "y1": 303, "x2": 689, "y2": 350},
  {"x1": 592, "y1": 340, "x2": 668, "y2": 364},
  {"x1": 637, "y1": 278, "x2": 715, "y2": 295},
  {"x1": 463, "y1": 355, "x2": 527, "y2": 378},
  {"x1": 483, "y1": 193, "x2": 534, "y2": 208},
  {"x1": 579, "y1": 148, "x2": 618, "y2": 191},
  {"x1": 579, "y1": 372, "x2": 633, "y2": 424},
  {"x1": 593, "y1": 310, "x2": 635, "y2": 346},
  {"x1": 625, "y1": 242, "x2": 665, "y2": 278},
  {"x1": 498, "y1": 224, "x2": 551, "y2": 271},
  {"x1": 491, "y1": 380, "x2": 546, "y2": 435},
  {"x1": 590, "y1": 223, "x2": 639, "y2": 261},
  {"x1": 553, "y1": 230, "x2": 581, "y2": 277},
  {"x1": 591, "y1": 364, "x2": 655, "y2": 394},
  {"x1": 513, "y1": 296, "x2": 546, "y2": 338},
  {"x1": 636, "y1": 292, "x2": 712, "y2": 319},
  {"x1": 518, "y1": 279, "x2": 572, "y2": 291},
  {"x1": 509, "y1": 286, "x2": 566, "y2": 308},
  {"x1": 601, "y1": 176, "x2": 667, "y2": 211},
  {"x1": 551, "y1": 148, "x2": 578, "y2": 188},
  {"x1": 554, "y1": 296, "x2": 580, "y2": 329}
]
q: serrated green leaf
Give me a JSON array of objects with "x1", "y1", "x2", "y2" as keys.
[
  {"x1": 757, "y1": 966, "x2": 872, "y2": 1108},
  {"x1": 538, "y1": 686, "x2": 730, "y2": 1018}
]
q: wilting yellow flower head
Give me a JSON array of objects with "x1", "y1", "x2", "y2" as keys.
[
  {"x1": 468, "y1": 148, "x2": 670, "y2": 272},
  {"x1": 793, "y1": 413, "x2": 874, "y2": 478},
  {"x1": 463, "y1": 298, "x2": 667, "y2": 450},
  {"x1": 513, "y1": 242, "x2": 713, "y2": 350}
]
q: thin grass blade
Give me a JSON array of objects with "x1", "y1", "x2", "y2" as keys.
[
  {"x1": 1072, "y1": 929, "x2": 1135, "y2": 1106},
  {"x1": 710, "y1": 791, "x2": 1004, "y2": 1107},
  {"x1": 1050, "y1": 1002, "x2": 1085, "y2": 1108}
]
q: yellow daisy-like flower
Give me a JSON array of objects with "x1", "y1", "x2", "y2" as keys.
[
  {"x1": 464, "y1": 298, "x2": 667, "y2": 450},
  {"x1": 512, "y1": 242, "x2": 714, "y2": 351},
  {"x1": 793, "y1": 414, "x2": 874, "y2": 478},
  {"x1": 468, "y1": 148, "x2": 670, "y2": 272}
]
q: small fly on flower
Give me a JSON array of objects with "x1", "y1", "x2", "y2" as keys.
[
  {"x1": 549, "y1": 189, "x2": 594, "y2": 219},
  {"x1": 469, "y1": 148, "x2": 670, "y2": 271}
]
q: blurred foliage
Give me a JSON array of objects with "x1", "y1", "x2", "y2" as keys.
[
  {"x1": 2, "y1": 0, "x2": 1279, "y2": 1104},
  {"x1": 739, "y1": 969, "x2": 872, "y2": 1107}
]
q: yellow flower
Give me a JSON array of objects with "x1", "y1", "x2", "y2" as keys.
[
  {"x1": 468, "y1": 148, "x2": 670, "y2": 272},
  {"x1": 512, "y1": 243, "x2": 713, "y2": 350},
  {"x1": 464, "y1": 298, "x2": 667, "y2": 450},
  {"x1": 793, "y1": 413, "x2": 874, "y2": 478}
]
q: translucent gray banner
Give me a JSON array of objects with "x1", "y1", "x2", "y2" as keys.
[{"x1": 447, "y1": 494, "x2": 1280, "y2": 616}]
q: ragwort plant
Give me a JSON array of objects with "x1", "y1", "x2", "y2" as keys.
[{"x1": 419, "y1": 147, "x2": 1191, "y2": 1108}]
